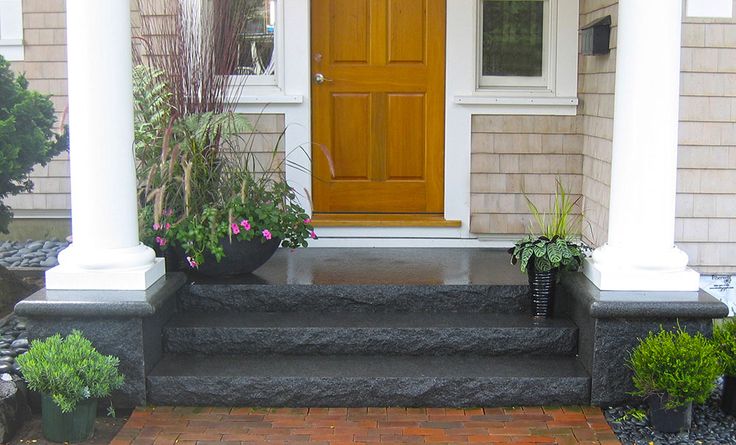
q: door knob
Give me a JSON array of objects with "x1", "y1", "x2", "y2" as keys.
[{"x1": 314, "y1": 73, "x2": 332, "y2": 84}]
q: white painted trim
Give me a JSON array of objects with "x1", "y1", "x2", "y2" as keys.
[
  {"x1": 309, "y1": 236, "x2": 513, "y2": 249},
  {"x1": 233, "y1": 94, "x2": 303, "y2": 104},
  {"x1": 11, "y1": 210, "x2": 71, "y2": 219},
  {"x1": 0, "y1": 0, "x2": 23, "y2": 61},
  {"x1": 686, "y1": 0, "x2": 733, "y2": 18}
]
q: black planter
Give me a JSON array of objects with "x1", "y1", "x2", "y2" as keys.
[
  {"x1": 722, "y1": 376, "x2": 736, "y2": 416},
  {"x1": 527, "y1": 267, "x2": 557, "y2": 318},
  {"x1": 176, "y1": 237, "x2": 281, "y2": 277},
  {"x1": 647, "y1": 394, "x2": 692, "y2": 433}
]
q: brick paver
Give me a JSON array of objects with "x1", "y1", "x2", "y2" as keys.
[{"x1": 111, "y1": 406, "x2": 620, "y2": 445}]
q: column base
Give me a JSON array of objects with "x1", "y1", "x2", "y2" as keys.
[
  {"x1": 583, "y1": 257, "x2": 700, "y2": 291},
  {"x1": 45, "y1": 258, "x2": 166, "y2": 290}
]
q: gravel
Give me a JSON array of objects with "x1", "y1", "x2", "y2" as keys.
[
  {"x1": 605, "y1": 379, "x2": 736, "y2": 444},
  {"x1": 0, "y1": 240, "x2": 68, "y2": 269}
]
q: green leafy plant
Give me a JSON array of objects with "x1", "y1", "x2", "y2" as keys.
[
  {"x1": 133, "y1": 2, "x2": 315, "y2": 268},
  {"x1": 16, "y1": 330, "x2": 124, "y2": 413},
  {"x1": 614, "y1": 407, "x2": 647, "y2": 423},
  {"x1": 508, "y1": 179, "x2": 587, "y2": 273},
  {"x1": 0, "y1": 54, "x2": 68, "y2": 233},
  {"x1": 713, "y1": 318, "x2": 736, "y2": 376},
  {"x1": 628, "y1": 325, "x2": 721, "y2": 409}
]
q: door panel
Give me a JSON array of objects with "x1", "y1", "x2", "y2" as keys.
[{"x1": 311, "y1": 0, "x2": 446, "y2": 214}]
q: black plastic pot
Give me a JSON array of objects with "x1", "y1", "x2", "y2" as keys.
[
  {"x1": 722, "y1": 375, "x2": 736, "y2": 416},
  {"x1": 178, "y1": 237, "x2": 281, "y2": 277},
  {"x1": 647, "y1": 395, "x2": 692, "y2": 433},
  {"x1": 527, "y1": 267, "x2": 557, "y2": 318}
]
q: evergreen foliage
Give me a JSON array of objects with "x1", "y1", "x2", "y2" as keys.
[
  {"x1": 628, "y1": 326, "x2": 721, "y2": 409},
  {"x1": 16, "y1": 330, "x2": 124, "y2": 413},
  {"x1": 0, "y1": 55, "x2": 67, "y2": 232},
  {"x1": 713, "y1": 318, "x2": 736, "y2": 376}
]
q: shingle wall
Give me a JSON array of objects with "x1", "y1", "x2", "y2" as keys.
[{"x1": 676, "y1": 2, "x2": 736, "y2": 273}]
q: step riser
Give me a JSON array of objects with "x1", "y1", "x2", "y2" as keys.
[
  {"x1": 147, "y1": 377, "x2": 590, "y2": 407},
  {"x1": 180, "y1": 284, "x2": 530, "y2": 313},
  {"x1": 164, "y1": 327, "x2": 578, "y2": 356}
]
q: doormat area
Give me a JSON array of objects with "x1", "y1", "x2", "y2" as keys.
[{"x1": 110, "y1": 406, "x2": 620, "y2": 445}]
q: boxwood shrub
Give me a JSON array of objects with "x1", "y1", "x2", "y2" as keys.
[{"x1": 628, "y1": 325, "x2": 721, "y2": 409}]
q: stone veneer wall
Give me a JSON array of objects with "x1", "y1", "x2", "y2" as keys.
[
  {"x1": 676, "y1": 5, "x2": 736, "y2": 273},
  {"x1": 469, "y1": 116, "x2": 582, "y2": 236}
]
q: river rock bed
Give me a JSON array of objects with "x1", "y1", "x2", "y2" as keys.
[
  {"x1": 605, "y1": 379, "x2": 736, "y2": 445},
  {"x1": 0, "y1": 316, "x2": 28, "y2": 378},
  {"x1": 0, "y1": 240, "x2": 68, "y2": 268}
]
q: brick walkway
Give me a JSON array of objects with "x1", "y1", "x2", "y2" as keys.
[{"x1": 111, "y1": 406, "x2": 621, "y2": 445}]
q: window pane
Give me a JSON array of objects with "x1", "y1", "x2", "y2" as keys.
[
  {"x1": 236, "y1": 0, "x2": 276, "y2": 75},
  {"x1": 482, "y1": 0, "x2": 544, "y2": 77}
]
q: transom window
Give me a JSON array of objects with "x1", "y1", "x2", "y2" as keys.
[{"x1": 478, "y1": 0, "x2": 553, "y2": 89}]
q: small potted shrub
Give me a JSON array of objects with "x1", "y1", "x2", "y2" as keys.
[
  {"x1": 628, "y1": 326, "x2": 721, "y2": 433},
  {"x1": 508, "y1": 179, "x2": 587, "y2": 318},
  {"x1": 713, "y1": 318, "x2": 736, "y2": 416},
  {"x1": 16, "y1": 330, "x2": 124, "y2": 443}
]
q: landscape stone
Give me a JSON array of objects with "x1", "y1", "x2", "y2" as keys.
[{"x1": 0, "y1": 378, "x2": 30, "y2": 442}]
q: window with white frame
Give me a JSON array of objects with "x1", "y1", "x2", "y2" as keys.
[
  {"x1": 476, "y1": 0, "x2": 579, "y2": 99},
  {"x1": 227, "y1": 0, "x2": 278, "y2": 86},
  {"x1": 0, "y1": 0, "x2": 24, "y2": 61},
  {"x1": 479, "y1": 0, "x2": 551, "y2": 88}
]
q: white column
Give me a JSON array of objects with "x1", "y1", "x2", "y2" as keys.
[
  {"x1": 45, "y1": 0, "x2": 165, "y2": 290},
  {"x1": 583, "y1": 0, "x2": 700, "y2": 291}
]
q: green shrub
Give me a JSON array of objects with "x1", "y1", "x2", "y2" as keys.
[
  {"x1": 16, "y1": 330, "x2": 124, "y2": 413},
  {"x1": 0, "y1": 54, "x2": 68, "y2": 233},
  {"x1": 713, "y1": 318, "x2": 736, "y2": 376},
  {"x1": 628, "y1": 325, "x2": 721, "y2": 409}
]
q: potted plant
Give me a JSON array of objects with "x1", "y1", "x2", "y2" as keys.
[
  {"x1": 713, "y1": 318, "x2": 736, "y2": 416},
  {"x1": 133, "y1": 3, "x2": 316, "y2": 276},
  {"x1": 16, "y1": 330, "x2": 124, "y2": 443},
  {"x1": 628, "y1": 325, "x2": 721, "y2": 433},
  {"x1": 508, "y1": 179, "x2": 586, "y2": 318}
]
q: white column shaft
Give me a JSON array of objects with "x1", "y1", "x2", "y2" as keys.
[
  {"x1": 584, "y1": 0, "x2": 700, "y2": 291},
  {"x1": 46, "y1": 0, "x2": 164, "y2": 290},
  {"x1": 66, "y1": 0, "x2": 139, "y2": 251}
]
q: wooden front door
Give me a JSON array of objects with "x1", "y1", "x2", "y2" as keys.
[{"x1": 311, "y1": 0, "x2": 446, "y2": 215}]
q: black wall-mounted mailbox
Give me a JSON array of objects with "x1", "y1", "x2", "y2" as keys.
[{"x1": 581, "y1": 15, "x2": 611, "y2": 55}]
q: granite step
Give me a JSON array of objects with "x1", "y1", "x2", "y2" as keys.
[
  {"x1": 178, "y1": 284, "x2": 531, "y2": 313},
  {"x1": 163, "y1": 311, "x2": 578, "y2": 356},
  {"x1": 147, "y1": 354, "x2": 591, "y2": 407}
]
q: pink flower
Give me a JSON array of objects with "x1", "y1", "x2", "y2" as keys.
[
  {"x1": 155, "y1": 236, "x2": 167, "y2": 247},
  {"x1": 240, "y1": 219, "x2": 251, "y2": 231},
  {"x1": 186, "y1": 256, "x2": 198, "y2": 268},
  {"x1": 304, "y1": 218, "x2": 311, "y2": 224},
  {"x1": 164, "y1": 208, "x2": 173, "y2": 217},
  {"x1": 231, "y1": 223, "x2": 240, "y2": 235},
  {"x1": 310, "y1": 230, "x2": 317, "y2": 239},
  {"x1": 262, "y1": 229, "x2": 272, "y2": 240},
  {"x1": 165, "y1": 223, "x2": 171, "y2": 230},
  {"x1": 152, "y1": 223, "x2": 161, "y2": 231}
]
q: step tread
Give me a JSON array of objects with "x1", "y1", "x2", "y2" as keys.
[
  {"x1": 166, "y1": 311, "x2": 576, "y2": 329},
  {"x1": 150, "y1": 354, "x2": 589, "y2": 378}
]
